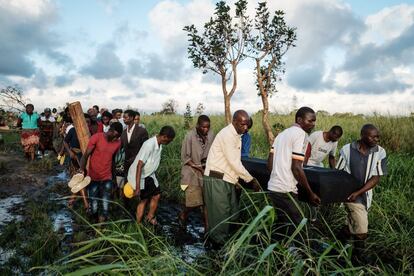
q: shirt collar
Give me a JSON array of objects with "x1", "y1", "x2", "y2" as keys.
[
  {"x1": 127, "y1": 123, "x2": 136, "y2": 133},
  {"x1": 229, "y1": 123, "x2": 241, "y2": 137},
  {"x1": 351, "y1": 141, "x2": 379, "y2": 154},
  {"x1": 153, "y1": 136, "x2": 161, "y2": 150}
]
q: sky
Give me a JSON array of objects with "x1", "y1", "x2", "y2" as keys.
[{"x1": 0, "y1": 0, "x2": 413, "y2": 115}]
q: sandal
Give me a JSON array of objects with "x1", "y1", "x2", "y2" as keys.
[{"x1": 146, "y1": 216, "x2": 158, "y2": 226}]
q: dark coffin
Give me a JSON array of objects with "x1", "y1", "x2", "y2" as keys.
[{"x1": 241, "y1": 157, "x2": 361, "y2": 204}]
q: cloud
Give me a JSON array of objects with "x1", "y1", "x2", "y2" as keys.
[
  {"x1": 126, "y1": 53, "x2": 185, "y2": 81},
  {"x1": 272, "y1": 1, "x2": 414, "y2": 95},
  {"x1": 69, "y1": 88, "x2": 91, "y2": 97},
  {"x1": 287, "y1": 63, "x2": 330, "y2": 91},
  {"x1": 276, "y1": 0, "x2": 364, "y2": 91},
  {"x1": 110, "y1": 95, "x2": 131, "y2": 101},
  {"x1": 31, "y1": 69, "x2": 48, "y2": 89},
  {"x1": 149, "y1": 0, "x2": 215, "y2": 56},
  {"x1": 334, "y1": 21, "x2": 414, "y2": 93},
  {"x1": 55, "y1": 74, "x2": 75, "y2": 87},
  {"x1": 97, "y1": 0, "x2": 121, "y2": 14},
  {"x1": 362, "y1": 4, "x2": 414, "y2": 45},
  {"x1": 0, "y1": 0, "x2": 70, "y2": 77},
  {"x1": 81, "y1": 43, "x2": 125, "y2": 79}
]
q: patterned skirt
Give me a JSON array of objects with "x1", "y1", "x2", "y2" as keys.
[{"x1": 21, "y1": 129, "x2": 40, "y2": 153}]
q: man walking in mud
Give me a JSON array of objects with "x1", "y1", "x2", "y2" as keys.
[
  {"x1": 79, "y1": 122, "x2": 123, "y2": 222},
  {"x1": 127, "y1": 126, "x2": 175, "y2": 225},
  {"x1": 120, "y1": 110, "x2": 148, "y2": 212},
  {"x1": 178, "y1": 115, "x2": 214, "y2": 231},
  {"x1": 203, "y1": 110, "x2": 260, "y2": 246}
]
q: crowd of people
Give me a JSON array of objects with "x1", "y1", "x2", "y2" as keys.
[{"x1": 15, "y1": 103, "x2": 387, "y2": 259}]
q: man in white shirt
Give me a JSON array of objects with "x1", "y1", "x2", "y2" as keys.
[
  {"x1": 127, "y1": 126, "x2": 175, "y2": 225},
  {"x1": 305, "y1": 126, "x2": 343, "y2": 168},
  {"x1": 203, "y1": 110, "x2": 260, "y2": 245},
  {"x1": 267, "y1": 107, "x2": 321, "y2": 241}
]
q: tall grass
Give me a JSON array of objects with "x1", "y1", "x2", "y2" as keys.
[{"x1": 17, "y1": 112, "x2": 414, "y2": 274}]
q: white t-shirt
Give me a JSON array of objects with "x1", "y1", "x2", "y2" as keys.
[
  {"x1": 267, "y1": 124, "x2": 308, "y2": 194},
  {"x1": 127, "y1": 136, "x2": 162, "y2": 190},
  {"x1": 307, "y1": 131, "x2": 337, "y2": 167}
]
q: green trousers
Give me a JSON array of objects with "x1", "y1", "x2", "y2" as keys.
[{"x1": 203, "y1": 175, "x2": 239, "y2": 245}]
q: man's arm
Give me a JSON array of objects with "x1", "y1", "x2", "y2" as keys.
[
  {"x1": 303, "y1": 143, "x2": 311, "y2": 166},
  {"x1": 134, "y1": 160, "x2": 144, "y2": 196},
  {"x1": 348, "y1": 176, "x2": 380, "y2": 202},
  {"x1": 328, "y1": 155, "x2": 336, "y2": 169},
  {"x1": 79, "y1": 147, "x2": 94, "y2": 173},
  {"x1": 267, "y1": 150, "x2": 273, "y2": 173},
  {"x1": 181, "y1": 134, "x2": 203, "y2": 173},
  {"x1": 291, "y1": 159, "x2": 320, "y2": 205}
]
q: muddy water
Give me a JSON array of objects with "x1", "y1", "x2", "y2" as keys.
[
  {"x1": 157, "y1": 202, "x2": 206, "y2": 263},
  {"x1": 0, "y1": 195, "x2": 24, "y2": 227},
  {"x1": 0, "y1": 195, "x2": 24, "y2": 266},
  {"x1": 49, "y1": 170, "x2": 207, "y2": 262},
  {"x1": 0, "y1": 170, "x2": 207, "y2": 269}
]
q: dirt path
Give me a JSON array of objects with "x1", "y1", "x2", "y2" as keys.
[{"x1": 0, "y1": 153, "x2": 52, "y2": 198}]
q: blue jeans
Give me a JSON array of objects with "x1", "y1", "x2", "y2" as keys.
[{"x1": 88, "y1": 180, "x2": 112, "y2": 218}]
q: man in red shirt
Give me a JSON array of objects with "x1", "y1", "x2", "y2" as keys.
[{"x1": 79, "y1": 122, "x2": 123, "y2": 222}]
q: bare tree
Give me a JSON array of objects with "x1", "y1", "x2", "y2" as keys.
[
  {"x1": 184, "y1": 0, "x2": 251, "y2": 124},
  {"x1": 0, "y1": 86, "x2": 28, "y2": 112}
]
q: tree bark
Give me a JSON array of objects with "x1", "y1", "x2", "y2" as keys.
[
  {"x1": 221, "y1": 73, "x2": 232, "y2": 124},
  {"x1": 256, "y1": 60, "x2": 274, "y2": 145},
  {"x1": 260, "y1": 91, "x2": 275, "y2": 145}
]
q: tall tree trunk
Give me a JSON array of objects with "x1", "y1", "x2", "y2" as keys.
[
  {"x1": 256, "y1": 59, "x2": 274, "y2": 146},
  {"x1": 224, "y1": 94, "x2": 231, "y2": 124},
  {"x1": 221, "y1": 74, "x2": 232, "y2": 124},
  {"x1": 260, "y1": 91, "x2": 274, "y2": 145}
]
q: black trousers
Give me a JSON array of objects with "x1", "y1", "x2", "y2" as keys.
[{"x1": 268, "y1": 191, "x2": 304, "y2": 242}]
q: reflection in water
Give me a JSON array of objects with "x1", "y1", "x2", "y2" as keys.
[{"x1": 0, "y1": 195, "x2": 24, "y2": 227}]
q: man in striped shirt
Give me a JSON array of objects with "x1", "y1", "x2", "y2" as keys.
[{"x1": 336, "y1": 124, "x2": 387, "y2": 259}]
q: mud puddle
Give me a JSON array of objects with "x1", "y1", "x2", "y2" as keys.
[
  {"x1": 0, "y1": 195, "x2": 24, "y2": 227},
  {"x1": 157, "y1": 202, "x2": 207, "y2": 263},
  {"x1": 0, "y1": 168, "x2": 207, "y2": 270}
]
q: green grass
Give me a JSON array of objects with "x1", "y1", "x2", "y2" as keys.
[
  {"x1": 2, "y1": 113, "x2": 413, "y2": 274},
  {"x1": 33, "y1": 113, "x2": 414, "y2": 275},
  {"x1": 0, "y1": 201, "x2": 61, "y2": 272}
]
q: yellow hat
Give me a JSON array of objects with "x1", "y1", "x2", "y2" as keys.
[
  {"x1": 123, "y1": 182, "x2": 134, "y2": 198},
  {"x1": 59, "y1": 154, "x2": 65, "y2": 165}
]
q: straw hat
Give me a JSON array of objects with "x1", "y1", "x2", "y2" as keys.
[
  {"x1": 68, "y1": 173, "x2": 84, "y2": 188},
  {"x1": 71, "y1": 176, "x2": 91, "y2": 194},
  {"x1": 123, "y1": 182, "x2": 134, "y2": 198}
]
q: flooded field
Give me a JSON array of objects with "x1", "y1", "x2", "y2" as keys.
[{"x1": 0, "y1": 162, "x2": 207, "y2": 273}]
